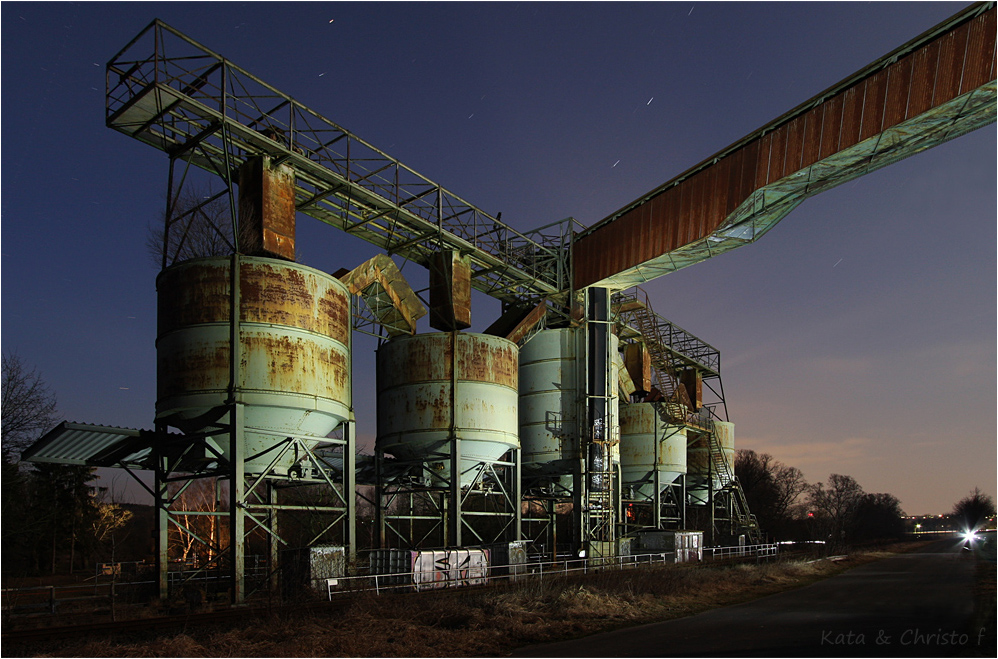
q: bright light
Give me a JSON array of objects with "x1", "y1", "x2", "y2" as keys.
[{"x1": 963, "y1": 531, "x2": 978, "y2": 543}]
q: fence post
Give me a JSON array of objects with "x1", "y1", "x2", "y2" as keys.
[{"x1": 48, "y1": 586, "x2": 56, "y2": 615}]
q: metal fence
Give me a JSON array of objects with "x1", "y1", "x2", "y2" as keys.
[{"x1": 324, "y1": 543, "x2": 780, "y2": 597}]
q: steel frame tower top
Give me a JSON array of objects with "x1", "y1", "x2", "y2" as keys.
[{"x1": 106, "y1": 19, "x2": 573, "y2": 305}]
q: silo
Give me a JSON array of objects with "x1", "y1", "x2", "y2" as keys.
[
  {"x1": 519, "y1": 328, "x2": 579, "y2": 476},
  {"x1": 619, "y1": 403, "x2": 687, "y2": 499},
  {"x1": 518, "y1": 328, "x2": 620, "y2": 478},
  {"x1": 155, "y1": 255, "x2": 352, "y2": 475},
  {"x1": 376, "y1": 332, "x2": 519, "y2": 487},
  {"x1": 687, "y1": 420, "x2": 736, "y2": 502}
]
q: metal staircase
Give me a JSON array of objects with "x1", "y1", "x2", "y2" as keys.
[
  {"x1": 706, "y1": 423, "x2": 762, "y2": 544},
  {"x1": 615, "y1": 288, "x2": 761, "y2": 543}
]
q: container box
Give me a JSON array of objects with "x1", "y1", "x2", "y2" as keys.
[
  {"x1": 635, "y1": 530, "x2": 703, "y2": 563},
  {"x1": 369, "y1": 548, "x2": 490, "y2": 591},
  {"x1": 282, "y1": 545, "x2": 345, "y2": 598}
]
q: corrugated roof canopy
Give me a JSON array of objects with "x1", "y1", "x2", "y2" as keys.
[{"x1": 21, "y1": 422, "x2": 157, "y2": 469}]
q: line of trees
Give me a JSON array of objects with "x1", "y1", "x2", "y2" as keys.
[
  {"x1": 736, "y1": 450, "x2": 903, "y2": 548},
  {"x1": 736, "y1": 449, "x2": 995, "y2": 548}
]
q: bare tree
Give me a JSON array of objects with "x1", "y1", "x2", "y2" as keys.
[
  {"x1": 148, "y1": 186, "x2": 236, "y2": 268},
  {"x1": 1, "y1": 353, "x2": 58, "y2": 462},
  {"x1": 808, "y1": 474, "x2": 865, "y2": 547},
  {"x1": 735, "y1": 449, "x2": 809, "y2": 538},
  {"x1": 169, "y1": 478, "x2": 227, "y2": 566}
]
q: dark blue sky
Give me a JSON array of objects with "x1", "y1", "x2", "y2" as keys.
[{"x1": 2, "y1": 2, "x2": 994, "y2": 514}]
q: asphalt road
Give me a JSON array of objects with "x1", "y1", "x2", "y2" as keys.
[{"x1": 513, "y1": 539, "x2": 993, "y2": 657}]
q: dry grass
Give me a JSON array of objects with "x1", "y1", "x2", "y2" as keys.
[{"x1": 6, "y1": 550, "x2": 911, "y2": 658}]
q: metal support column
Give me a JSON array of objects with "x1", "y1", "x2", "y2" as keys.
[
  {"x1": 344, "y1": 418, "x2": 357, "y2": 571},
  {"x1": 267, "y1": 481, "x2": 279, "y2": 595},
  {"x1": 154, "y1": 436, "x2": 169, "y2": 601},
  {"x1": 228, "y1": 402, "x2": 246, "y2": 604}
]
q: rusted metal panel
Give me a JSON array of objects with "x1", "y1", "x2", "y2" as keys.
[
  {"x1": 755, "y1": 131, "x2": 775, "y2": 189},
  {"x1": 679, "y1": 368, "x2": 702, "y2": 411},
  {"x1": 799, "y1": 106, "x2": 823, "y2": 170},
  {"x1": 860, "y1": 69, "x2": 889, "y2": 141},
  {"x1": 936, "y1": 23, "x2": 971, "y2": 103},
  {"x1": 155, "y1": 256, "x2": 351, "y2": 474},
  {"x1": 839, "y1": 84, "x2": 864, "y2": 152},
  {"x1": 375, "y1": 332, "x2": 517, "y2": 389},
  {"x1": 784, "y1": 114, "x2": 806, "y2": 174},
  {"x1": 818, "y1": 94, "x2": 844, "y2": 160},
  {"x1": 883, "y1": 54, "x2": 914, "y2": 129},
  {"x1": 339, "y1": 253, "x2": 426, "y2": 336},
  {"x1": 157, "y1": 256, "x2": 350, "y2": 342},
  {"x1": 429, "y1": 250, "x2": 472, "y2": 331},
  {"x1": 624, "y1": 342, "x2": 652, "y2": 395},
  {"x1": 376, "y1": 332, "x2": 518, "y2": 485},
  {"x1": 504, "y1": 300, "x2": 547, "y2": 345},
  {"x1": 769, "y1": 122, "x2": 789, "y2": 182},
  {"x1": 238, "y1": 156, "x2": 296, "y2": 261},
  {"x1": 963, "y1": 12, "x2": 997, "y2": 93},
  {"x1": 907, "y1": 41, "x2": 940, "y2": 119}
]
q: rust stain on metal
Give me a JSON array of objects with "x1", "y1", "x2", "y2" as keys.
[
  {"x1": 339, "y1": 253, "x2": 425, "y2": 336},
  {"x1": 157, "y1": 256, "x2": 351, "y2": 405},
  {"x1": 624, "y1": 343, "x2": 652, "y2": 395},
  {"x1": 238, "y1": 156, "x2": 296, "y2": 261},
  {"x1": 377, "y1": 333, "x2": 518, "y2": 389},
  {"x1": 504, "y1": 301, "x2": 547, "y2": 344},
  {"x1": 429, "y1": 250, "x2": 472, "y2": 331},
  {"x1": 679, "y1": 368, "x2": 702, "y2": 411},
  {"x1": 158, "y1": 258, "x2": 349, "y2": 342},
  {"x1": 457, "y1": 334, "x2": 517, "y2": 388}
]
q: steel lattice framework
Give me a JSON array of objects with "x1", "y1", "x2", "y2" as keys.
[{"x1": 106, "y1": 20, "x2": 573, "y2": 305}]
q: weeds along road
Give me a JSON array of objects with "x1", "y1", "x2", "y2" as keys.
[{"x1": 515, "y1": 539, "x2": 992, "y2": 658}]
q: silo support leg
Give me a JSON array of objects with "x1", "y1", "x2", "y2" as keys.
[
  {"x1": 154, "y1": 450, "x2": 169, "y2": 601},
  {"x1": 345, "y1": 420, "x2": 357, "y2": 572},
  {"x1": 268, "y1": 482, "x2": 279, "y2": 595},
  {"x1": 229, "y1": 403, "x2": 246, "y2": 604}
]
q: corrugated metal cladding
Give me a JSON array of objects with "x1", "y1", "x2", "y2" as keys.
[{"x1": 573, "y1": 7, "x2": 996, "y2": 290}]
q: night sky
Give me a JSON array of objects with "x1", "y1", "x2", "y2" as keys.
[{"x1": 2, "y1": 2, "x2": 994, "y2": 516}]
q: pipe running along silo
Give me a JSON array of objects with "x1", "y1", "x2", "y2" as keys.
[
  {"x1": 376, "y1": 332, "x2": 519, "y2": 487},
  {"x1": 619, "y1": 402, "x2": 687, "y2": 499},
  {"x1": 155, "y1": 255, "x2": 352, "y2": 475}
]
